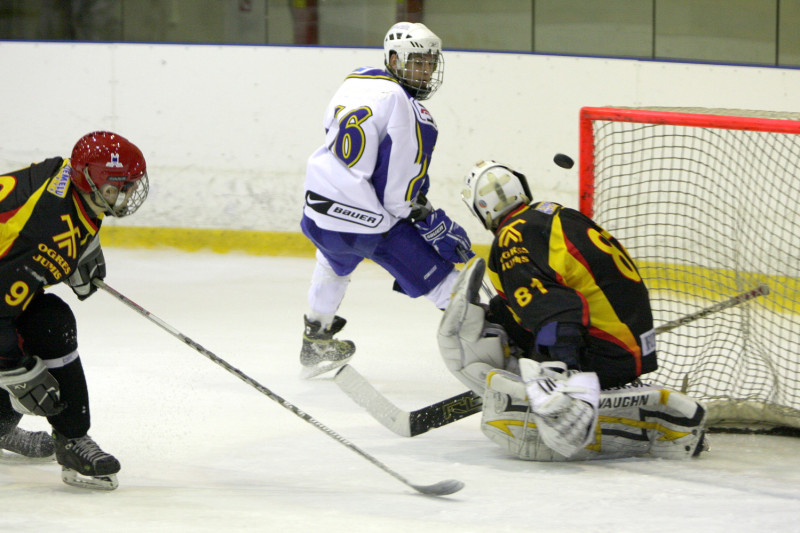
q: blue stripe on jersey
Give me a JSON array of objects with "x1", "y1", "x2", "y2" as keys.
[
  {"x1": 346, "y1": 67, "x2": 398, "y2": 83},
  {"x1": 372, "y1": 134, "x2": 393, "y2": 206}
]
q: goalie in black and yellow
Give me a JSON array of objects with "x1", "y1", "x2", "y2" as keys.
[
  {"x1": 437, "y1": 160, "x2": 707, "y2": 461},
  {"x1": 0, "y1": 131, "x2": 149, "y2": 489}
]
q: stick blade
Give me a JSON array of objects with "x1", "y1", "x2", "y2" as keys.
[
  {"x1": 334, "y1": 364, "x2": 412, "y2": 437},
  {"x1": 411, "y1": 478, "x2": 465, "y2": 496}
]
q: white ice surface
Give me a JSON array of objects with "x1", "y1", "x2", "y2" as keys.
[{"x1": 2, "y1": 249, "x2": 799, "y2": 532}]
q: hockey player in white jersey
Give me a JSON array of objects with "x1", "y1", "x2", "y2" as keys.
[{"x1": 299, "y1": 22, "x2": 474, "y2": 378}]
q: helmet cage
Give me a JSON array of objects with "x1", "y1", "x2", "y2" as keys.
[
  {"x1": 384, "y1": 22, "x2": 444, "y2": 100},
  {"x1": 462, "y1": 161, "x2": 532, "y2": 231},
  {"x1": 82, "y1": 167, "x2": 149, "y2": 218}
]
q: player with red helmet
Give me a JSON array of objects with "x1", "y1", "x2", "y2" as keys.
[{"x1": 0, "y1": 131, "x2": 149, "y2": 489}]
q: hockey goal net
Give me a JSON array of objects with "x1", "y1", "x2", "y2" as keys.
[{"x1": 579, "y1": 106, "x2": 800, "y2": 431}]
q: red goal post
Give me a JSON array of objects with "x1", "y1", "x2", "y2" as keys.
[{"x1": 579, "y1": 106, "x2": 800, "y2": 431}]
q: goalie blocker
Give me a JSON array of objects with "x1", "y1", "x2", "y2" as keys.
[{"x1": 438, "y1": 257, "x2": 708, "y2": 461}]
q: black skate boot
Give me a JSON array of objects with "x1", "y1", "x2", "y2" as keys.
[
  {"x1": 53, "y1": 430, "x2": 120, "y2": 490},
  {"x1": 300, "y1": 315, "x2": 355, "y2": 379},
  {"x1": 0, "y1": 427, "x2": 55, "y2": 462}
]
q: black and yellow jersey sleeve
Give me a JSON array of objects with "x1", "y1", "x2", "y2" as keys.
[
  {"x1": 488, "y1": 201, "x2": 656, "y2": 381},
  {"x1": 0, "y1": 157, "x2": 100, "y2": 318}
]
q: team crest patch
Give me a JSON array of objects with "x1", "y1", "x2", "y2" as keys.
[
  {"x1": 46, "y1": 164, "x2": 71, "y2": 198},
  {"x1": 535, "y1": 201, "x2": 559, "y2": 214}
]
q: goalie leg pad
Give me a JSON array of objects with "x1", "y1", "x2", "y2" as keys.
[
  {"x1": 592, "y1": 382, "x2": 707, "y2": 459},
  {"x1": 481, "y1": 373, "x2": 707, "y2": 461},
  {"x1": 438, "y1": 257, "x2": 507, "y2": 395},
  {"x1": 481, "y1": 387, "x2": 563, "y2": 461},
  {"x1": 643, "y1": 388, "x2": 708, "y2": 459}
]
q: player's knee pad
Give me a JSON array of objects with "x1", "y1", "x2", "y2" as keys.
[{"x1": 15, "y1": 293, "x2": 78, "y2": 359}]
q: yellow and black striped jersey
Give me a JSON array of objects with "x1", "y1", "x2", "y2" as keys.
[
  {"x1": 488, "y1": 201, "x2": 656, "y2": 386},
  {"x1": 0, "y1": 157, "x2": 101, "y2": 318}
]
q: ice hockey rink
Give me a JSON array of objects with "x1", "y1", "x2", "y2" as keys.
[{"x1": 2, "y1": 248, "x2": 799, "y2": 533}]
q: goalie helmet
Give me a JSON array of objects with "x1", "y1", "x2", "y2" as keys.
[
  {"x1": 383, "y1": 22, "x2": 444, "y2": 100},
  {"x1": 462, "y1": 160, "x2": 532, "y2": 232},
  {"x1": 70, "y1": 131, "x2": 149, "y2": 217}
]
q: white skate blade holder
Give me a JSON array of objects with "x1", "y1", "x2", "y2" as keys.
[{"x1": 61, "y1": 467, "x2": 119, "y2": 491}]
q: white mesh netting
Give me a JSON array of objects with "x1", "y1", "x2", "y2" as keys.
[{"x1": 583, "y1": 107, "x2": 800, "y2": 430}]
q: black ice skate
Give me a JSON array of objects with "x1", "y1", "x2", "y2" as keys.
[
  {"x1": 300, "y1": 315, "x2": 355, "y2": 379},
  {"x1": 0, "y1": 427, "x2": 55, "y2": 463},
  {"x1": 52, "y1": 431, "x2": 120, "y2": 490}
]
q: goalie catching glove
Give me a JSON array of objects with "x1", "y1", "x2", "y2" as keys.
[
  {"x1": 68, "y1": 236, "x2": 105, "y2": 300},
  {"x1": 519, "y1": 358, "x2": 600, "y2": 458}
]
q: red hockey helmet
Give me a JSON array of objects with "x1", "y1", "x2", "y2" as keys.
[{"x1": 70, "y1": 131, "x2": 149, "y2": 217}]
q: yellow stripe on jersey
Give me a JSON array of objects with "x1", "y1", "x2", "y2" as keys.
[
  {"x1": 0, "y1": 180, "x2": 50, "y2": 258},
  {"x1": 345, "y1": 74, "x2": 399, "y2": 84},
  {"x1": 548, "y1": 213, "x2": 640, "y2": 356}
]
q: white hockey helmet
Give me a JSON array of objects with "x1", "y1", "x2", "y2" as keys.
[
  {"x1": 383, "y1": 22, "x2": 443, "y2": 100},
  {"x1": 462, "y1": 160, "x2": 532, "y2": 231}
]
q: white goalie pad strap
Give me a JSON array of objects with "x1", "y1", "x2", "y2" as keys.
[
  {"x1": 486, "y1": 370, "x2": 527, "y2": 400},
  {"x1": 438, "y1": 258, "x2": 506, "y2": 395}
]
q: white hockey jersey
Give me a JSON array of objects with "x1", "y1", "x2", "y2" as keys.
[{"x1": 303, "y1": 67, "x2": 438, "y2": 234}]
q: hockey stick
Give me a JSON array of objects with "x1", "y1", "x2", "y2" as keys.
[
  {"x1": 93, "y1": 280, "x2": 463, "y2": 496},
  {"x1": 338, "y1": 283, "x2": 770, "y2": 437},
  {"x1": 654, "y1": 283, "x2": 770, "y2": 334},
  {"x1": 334, "y1": 365, "x2": 482, "y2": 437}
]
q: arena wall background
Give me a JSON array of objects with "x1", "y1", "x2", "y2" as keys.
[{"x1": 1, "y1": 41, "x2": 798, "y2": 256}]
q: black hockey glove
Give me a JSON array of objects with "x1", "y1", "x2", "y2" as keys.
[
  {"x1": 0, "y1": 356, "x2": 64, "y2": 417},
  {"x1": 68, "y1": 236, "x2": 106, "y2": 300}
]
